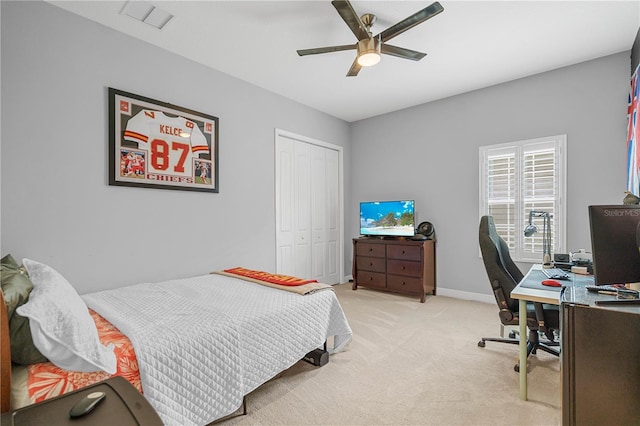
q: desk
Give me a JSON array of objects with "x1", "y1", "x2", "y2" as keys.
[{"x1": 510, "y1": 265, "x2": 593, "y2": 401}]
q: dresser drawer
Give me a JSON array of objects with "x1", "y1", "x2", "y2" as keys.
[
  {"x1": 387, "y1": 259, "x2": 422, "y2": 277},
  {"x1": 356, "y1": 256, "x2": 386, "y2": 273},
  {"x1": 387, "y1": 274, "x2": 423, "y2": 293},
  {"x1": 386, "y1": 244, "x2": 421, "y2": 261},
  {"x1": 352, "y1": 238, "x2": 436, "y2": 302},
  {"x1": 355, "y1": 270, "x2": 386, "y2": 289},
  {"x1": 356, "y1": 242, "x2": 386, "y2": 258}
]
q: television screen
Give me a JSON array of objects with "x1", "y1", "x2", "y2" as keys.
[
  {"x1": 360, "y1": 200, "x2": 415, "y2": 237},
  {"x1": 589, "y1": 205, "x2": 640, "y2": 285}
]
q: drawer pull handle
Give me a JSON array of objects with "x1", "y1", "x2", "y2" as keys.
[
  {"x1": 401, "y1": 266, "x2": 406, "y2": 270},
  {"x1": 402, "y1": 281, "x2": 406, "y2": 286},
  {"x1": 402, "y1": 250, "x2": 405, "y2": 254},
  {"x1": 369, "y1": 262, "x2": 373, "y2": 266}
]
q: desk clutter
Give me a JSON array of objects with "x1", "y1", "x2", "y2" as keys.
[
  {"x1": 585, "y1": 283, "x2": 639, "y2": 297},
  {"x1": 584, "y1": 284, "x2": 640, "y2": 306},
  {"x1": 545, "y1": 250, "x2": 640, "y2": 303},
  {"x1": 553, "y1": 252, "x2": 592, "y2": 274}
]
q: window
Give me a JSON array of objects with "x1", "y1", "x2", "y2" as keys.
[{"x1": 479, "y1": 135, "x2": 566, "y2": 263}]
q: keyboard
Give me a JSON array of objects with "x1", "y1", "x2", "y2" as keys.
[{"x1": 542, "y1": 268, "x2": 570, "y2": 280}]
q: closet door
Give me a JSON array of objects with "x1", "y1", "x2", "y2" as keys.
[
  {"x1": 275, "y1": 130, "x2": 343, "y2": 284},
  {"x1": 325, "y1": 147, "x2": 340, "y2": 283},
  {"x1": 275, "y1": 136, "x2": 311, "y2": 278},
  {"x1": 293, "y1": 142, "x2": 312, "y2": 278},
  {"x1": 310, "y1": 144, "x2": 339, "y2": 284}
]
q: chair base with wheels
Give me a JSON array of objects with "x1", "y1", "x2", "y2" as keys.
[{"x1": 478, "y1": 326, "x2": 559, "y2": 372}]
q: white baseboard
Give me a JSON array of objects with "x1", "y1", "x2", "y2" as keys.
[{"x1": 435, "y1": 287, "x2": 495, "y2": 304}]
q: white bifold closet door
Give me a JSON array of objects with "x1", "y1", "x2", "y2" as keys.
[{"x1": 275, "y1": 130, "x2": 342, "y2": 284}]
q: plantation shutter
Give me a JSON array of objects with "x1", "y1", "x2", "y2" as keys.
[
  {"x1": 522, "y1": 147, "x2": 556, "y2": 257},
  {"x1": 486, "y1": 152, "x2": 516, "y2": 251},
  {"x1": 480, "y1": 135, "x2": 566, "y2": 262}
]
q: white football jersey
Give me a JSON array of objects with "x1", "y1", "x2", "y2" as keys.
[{"x1": 123, "y1": 110, "x2": 209, "y2": 181}]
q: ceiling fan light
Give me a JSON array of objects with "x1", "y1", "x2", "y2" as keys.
[
  {"x1": 357, "y1": 38, "x2": 381, "y2": 67},
  {"x1": 358, "y1": 52, "x2": 380, "y2": 67}
]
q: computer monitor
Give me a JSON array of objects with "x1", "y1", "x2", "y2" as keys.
[{"x1": 589, "y1": 205, "x2": 640, "y2": 285}]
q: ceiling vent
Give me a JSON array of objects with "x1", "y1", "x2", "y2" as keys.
[{"x1": 121, "y1": 1, "x2": 173, "y2": 30}]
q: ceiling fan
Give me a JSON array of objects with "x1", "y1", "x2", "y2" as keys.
[{"x1": 297, "y1": 0, "x2": 444, "y2": 77}]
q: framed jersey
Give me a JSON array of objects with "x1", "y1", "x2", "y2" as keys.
[{"x1": 109, "y1": 88, "x2": 219, "y2": 193}]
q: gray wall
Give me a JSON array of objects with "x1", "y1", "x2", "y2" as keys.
[
  {"x1": 632, "y1": 27, "x2": 639, "y2": 72},
  {"x1": 1, "y1": 1, "x2": 632, "y2": 301},
  {"x1": 0, "y1": 1, "x2": 351, "y2": 293},
  {"x1": 350, "y1": 52, "x2": 630, "y2": 300}
]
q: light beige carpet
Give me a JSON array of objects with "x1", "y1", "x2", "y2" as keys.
[{"x1": 225, "y1": 284, "x2": 561, "y2": 426}]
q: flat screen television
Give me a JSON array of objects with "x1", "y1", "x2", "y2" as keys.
[
  {"x1": 589, "y1": 205, "x2": 640, "y2": 285},
  {"x1": 360, "y1": 200, "x2": 415, "y2": 237}
]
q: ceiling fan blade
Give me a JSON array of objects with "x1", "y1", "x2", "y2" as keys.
[
  {"x1": 331, "y1": 0, "x2": 369, "y2": 41},
  {"x1": 378, "y1": 2, "x2": 444, "y2": 43},
  {"x1": 297, "y1": 44, "x2": 356, "y2": 56},
  {"x1": 346, "y1": 57, "x2": 362, "y2": 77},
  {"x1": 381, "y1": 44, "x2": 427, "y2": 61}
]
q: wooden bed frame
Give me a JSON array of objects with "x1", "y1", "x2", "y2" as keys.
[{"x1": 1, "y1": 290, "x2": 12, "y2": 413}]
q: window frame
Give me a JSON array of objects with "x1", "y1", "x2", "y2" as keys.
[{"x1": 479, "y1": 135, "x2": 567, "y2": 263}]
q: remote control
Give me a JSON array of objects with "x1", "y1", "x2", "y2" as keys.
[{"x1": 69, "y1": 391, "x2": 106, "y2": 418}]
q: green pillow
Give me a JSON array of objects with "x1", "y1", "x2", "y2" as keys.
[
  {"x1": 1, "y1": 254, "x2": 19, "y2": 268},
  {"x1": 1, "y1": 254, "x2": 48, "y2": 364}
]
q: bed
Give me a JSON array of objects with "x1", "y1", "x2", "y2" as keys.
[{"x1": 1, "y1": 257, "x2": 352, "y2": 425}]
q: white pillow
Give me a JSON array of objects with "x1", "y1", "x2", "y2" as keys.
[{"x1": 16, "y1": 259, "x2": 116, "y2": 374}]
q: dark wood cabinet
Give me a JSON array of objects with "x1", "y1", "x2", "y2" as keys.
[
  {"x1": 561, "y1": 291, "x2": 640, "y2": 425},
  {"x1": 1, "y1": 376, "x2": 162, "y2": 425},
  {"x1": 352, "y1": 238, "x2": 436, "y2": 302}
]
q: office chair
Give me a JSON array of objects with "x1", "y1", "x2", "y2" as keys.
[{"x1": 477, "y1": 215, "x2": 560, "y2": 372}]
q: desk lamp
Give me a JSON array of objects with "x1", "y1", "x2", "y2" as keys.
[{"x1": 524, "y1": 210, "x2": 553, "y2": 268}]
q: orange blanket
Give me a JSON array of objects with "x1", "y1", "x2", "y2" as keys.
[
  {"x1": 27, "y1": 310, "x2": 141, "y2": 403},
  {"x1": 214, "y1": 268, "x2": 331, "y2": 295},
  {"x1": 223, "y1": 267, "x2": 317, "y2": 286}
]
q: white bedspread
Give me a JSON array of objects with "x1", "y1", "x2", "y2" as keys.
[{"x1": 82, "y1": 274, "x2": 352, "y2": 426}]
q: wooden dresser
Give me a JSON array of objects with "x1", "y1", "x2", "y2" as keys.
[{"x1": 352, "y1": 238, "x2": 436, "y2": 302}]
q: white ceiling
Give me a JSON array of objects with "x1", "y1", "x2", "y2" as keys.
[{"x1": 48, "y1": 1, "x2": 640, "y2": 122}]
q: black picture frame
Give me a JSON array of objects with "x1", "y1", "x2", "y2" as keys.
[{"x1": 108, "y1": 87, "x2": 219, "y2": 193}]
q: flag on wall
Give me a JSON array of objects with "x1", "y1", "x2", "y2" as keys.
[{"x1": 627, "y1": 64, "x2": 640, "y2": 196}]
